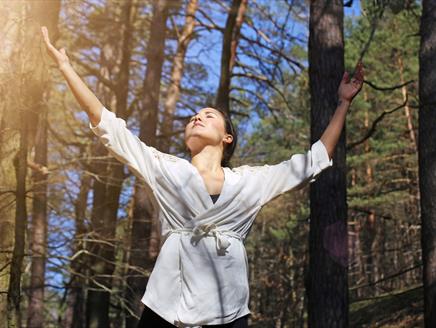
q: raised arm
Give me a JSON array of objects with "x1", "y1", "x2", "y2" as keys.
[
  {"x1": 41, "y1": 26, "x2": 103, "y2": 126},
  {"x1": 320, "y1": 62, "x2": 364, "y2": 159}
]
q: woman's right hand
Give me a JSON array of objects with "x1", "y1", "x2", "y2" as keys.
[
  {"x1": 40, "y1": 26, "x2": 103, "y2": 124},
  {"x1": 41, "y1": 26, "x2": 70, "y2": 69}
]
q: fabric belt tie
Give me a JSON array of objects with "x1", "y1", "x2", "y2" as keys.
[{"x1": 169, "y1": 224, "x2": 242, "y2": 253}]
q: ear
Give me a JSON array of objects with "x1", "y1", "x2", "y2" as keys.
[{"x1": 223, "y1": 134, "x2": 233, "y2": 145}]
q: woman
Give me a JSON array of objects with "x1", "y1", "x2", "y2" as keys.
[{"x1": 41, "y1": 26, "x2": 363, "y2": 328}]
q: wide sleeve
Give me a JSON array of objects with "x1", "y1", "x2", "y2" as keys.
[
  {"x1": 89, "y1": 106, "x2": 162, "y2": 189},
  {"x1": 257, "y1": 139, "x2": 333, "y2": 206}
]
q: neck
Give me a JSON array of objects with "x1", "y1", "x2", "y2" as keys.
[{"x1": 191, "y1": 145, "x2": 223, "y2": 173}]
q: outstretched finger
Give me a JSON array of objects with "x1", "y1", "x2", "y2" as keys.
[
  {"x1": 41, "y1": 26, "x2": 59, "y2": 54},
  {"x1": 342, "y1": 71, "x2": 350, "y2": 83},
  {"x1": 41, "y1": 26, "x2": 50, "y2": 44}
]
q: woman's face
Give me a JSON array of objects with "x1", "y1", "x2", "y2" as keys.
[{"x1": 184, "y1": 107, "x2": 232, "y2": 155}]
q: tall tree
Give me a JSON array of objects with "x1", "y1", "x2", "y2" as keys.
[
  {"x1": 307, "y1": 0, "x2": 347, "y2": 327},
  {"x1": 8, "y1": 73, "x2": 29, "y2": 328},
  {"x1": 4, "y1": 2, "x2": 60, "y2": 327},
  {"x1": 86, "y1": 1, "x2": 136, "y2": 327},
  {"x1": 0, "y1": 2, "x2": 22, "y2": 326},
  {"x1": 63, "y1": 171, "x2": 92, "y2": 328},
  {"x1": 215, "y1": 0, "x2": 247, "y2": 115},
  {"x1": 126, "y1": 0, "x2": 172, "y2": 326},
  {"x1": 344, "y1": 4, "x2": 421, "y2": 302},
  {"x1": 26, "y1": 3, "x2": 61, "y2": 328},
  {"x1": 419, "y1": 1, "x2": 436, "y2": 327},
  {"x1": 160, "y1": 0, "x2": 198, "y2": 152}
]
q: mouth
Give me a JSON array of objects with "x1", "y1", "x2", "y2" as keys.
[{"x1": 193, "y1": 123, "x2": 204, "y2": 127}]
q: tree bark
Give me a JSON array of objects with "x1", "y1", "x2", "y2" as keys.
[
  {"x1": 8, "y1": 83, "x2": 29, "y2": 328},
  {"x1": 215, "y1": 0, "x2": 247, "y2": 115},
  {"x1": 125, "y1": 1, "x2": 171, "y2": 327},
  {"x1": 362, "y1": 97, "x2": 377, "y2": 295},
  {"x1": 63, "y1": 170, "x2": 92, "y2": 328},
  {"x1": 86, "y1": 2, "x2": 135, "y2": 327},
  {"x1": 307, "y1": 0, "x2": 348, "y2": 327},
  {"x1": 86, "y1": 148, "x2": 121, "y2": 328},
  {"x1": 397, "y1": 52, "x2": 420, "y2": 227},
  {"x1": 26, "y1": 3, "x2": 61, "y2": 328},
  {"x1": 0, "y1": 2, "x2": 22, "y2": 326},
  {"x1": 5, "y1": 2, "x2": 61, "y2": 327},
  {"x1": 160, "y1": 0, "x2": 198, "y2": 152},
  {"x1": 27, "y1": 106, "x2": 48, "y2": 328},
  {"x1": 419, "y1": 1, "x2": 436, "y2": 327},
  {"x1": 397, "y1": 54, "x2": 417, "y2": 151}
]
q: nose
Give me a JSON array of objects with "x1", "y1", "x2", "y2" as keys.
[{"x1": 193, "y1": 113, "x2": 203, "y2": 122}]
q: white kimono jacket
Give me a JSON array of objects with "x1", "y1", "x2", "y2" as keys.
[{"x1": 90, "y1": 106, "x2": 333, "y2": 327}]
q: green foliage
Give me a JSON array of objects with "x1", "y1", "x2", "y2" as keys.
[
  {"x1": 12, "y1": 0, "x2": 422, "y2": 326},
  {"x1": 345, "y1": 6, "x2": 419, "y2": 216},
  {"x1": 239, "y1": 4, "x2": 422, "y2": 326}
]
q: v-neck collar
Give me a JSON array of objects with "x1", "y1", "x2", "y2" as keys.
[{"x1": 190, "y1": 164, "x2": 228, "y2": 208}]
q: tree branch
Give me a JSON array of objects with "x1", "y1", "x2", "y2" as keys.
[
  {"x1": 347, "y1": 96, "x2": 408, "y2": 150},
  {"x1": 364, "y1": 79, "x2": 415, "y2": 92}
]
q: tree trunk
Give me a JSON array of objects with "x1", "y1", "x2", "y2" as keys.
[
  {"x1": 126, "y1": 1, "x2": 171, "y2": 327},
  {"x1": 397, "y1": 55, "x2": 417, "y2": 151},
  {"x1": 86, "y1": 2, "x2": 135, "y2": 327},
  {"x1": 419, "y1": 1, "x2": 436, "y2": 327},
  {"x1": 27, "y1": 107, "x2": 48, "y2": 328},
  {"x1": 140, "y1": 0, "x2": 172, "y2": 261},
  {"x1": 397, "y1": 52, "x2": 420, "y2": 227},
  {"x1": 86, "y1": 147, "x2": 120, "y2": 328},
  {"x1": 6, "y1": 2, "x2": 60, "y2": 327},
  {"x1": 160, "y1": 0, "x2": 198, "y2": 153},
  {"x1": 307, "y1": 0, "x2": 347, "y2": 327},
  {"x1": 8, "y1": 84, "x2": 29, "y2": 328},
  {"x1": 0, "y1": 2, "x2": 23, "y2": 326},
  {"x1": 63, "y1": 171, "x2": 92, "y2": 328},
  {"x1": 362, "y1": 97, "x2": 377, "y2": 295},
  {"x1": 26, "y1": 3, "x2": 61, "y2": 328},
  {"x1": 215, "y1": 0, "x2": 247, "y2": 115}
]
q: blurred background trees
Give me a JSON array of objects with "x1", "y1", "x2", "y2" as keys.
[{"x1": 0, "y1": 0, "x2": 428, "y2": 327}]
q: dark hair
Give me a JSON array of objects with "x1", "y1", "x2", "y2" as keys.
[{"x1": 214, "y1": 108, "x2": 238, "y2": 168}]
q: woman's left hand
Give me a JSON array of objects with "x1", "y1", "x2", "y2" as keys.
[{"x1": 338, "y1": 61, "x2": 364, "y2": 103}]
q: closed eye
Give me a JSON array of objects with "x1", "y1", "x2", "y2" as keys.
[
  {"x1": 205, "y1": 111, "x2": 217, "y2": 117},
  {"x1": 189, "y1": 111, "x2": 217, "y2": 122}
]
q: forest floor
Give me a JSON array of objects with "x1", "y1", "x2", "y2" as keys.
[{"x1": 350, "y1": 285, "x2": 423, "y2": 327}]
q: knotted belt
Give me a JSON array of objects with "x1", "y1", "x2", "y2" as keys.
[{"x1": 169, "y1": 223, "x2": 242, "y2": 253}]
